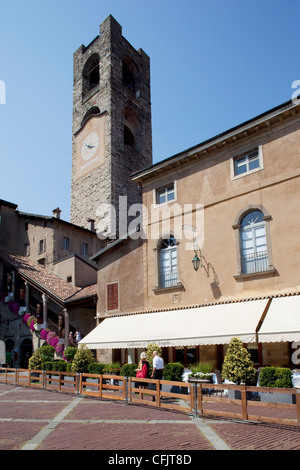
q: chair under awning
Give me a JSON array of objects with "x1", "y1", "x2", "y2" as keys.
[
  {"x1": 257, "y1": 296, "x2": 300, "y2": 343},
  {"x1": 79, "y1": 299, "x2": 270, "y2": 349}
]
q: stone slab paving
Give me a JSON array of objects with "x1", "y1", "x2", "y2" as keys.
[{"x1": 1, "y1": 382, "x2": 300, "y2": 452}]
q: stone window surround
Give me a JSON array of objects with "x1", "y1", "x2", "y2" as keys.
[
  {"x1": 232, "y1": 204, "x2": 276, "y2": 281},
  {"x1": 152, "y1": 232, "x2": 184, "y2": 293}
]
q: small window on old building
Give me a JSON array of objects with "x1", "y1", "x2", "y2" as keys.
[
  {"x1": 25, "y1": 243, "x2": 30, "y2": 257},
  {"x1": 81, "y1": 242, "x2": 89, "y2": 256},
  {"x1": 107, "y1": 282, "x2": 119, "y2": 311},
  {"x1": 63, "y1": 237, "x2": 70, "y2": 251},
  {"x1": 156, "y1": 183, "x2": 175, "y2": 205},
  {"x1": 39, "y1": 238, "x2": 46, "y2": 254},
  {"x1": 232, "y1": 147, "x2": 263, "y2": 179}
]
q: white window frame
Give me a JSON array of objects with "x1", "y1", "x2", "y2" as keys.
[
  {"x1": 233, "y1": 205, "x2": 275, "y2": 279},
  {"x1": 230, "y1": 146, "x2": 263, "y2": 180},
  {"x1": 153, "y1": 181, "x2": 177, "y2": 207},
  {"x1": 240, "y1": 211, "x2": 268, "y2": 275},
  {"x1": 160, "y1": 243, "x2": 178, "y2": 288}
]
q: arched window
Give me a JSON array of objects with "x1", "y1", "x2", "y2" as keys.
[
  {"x1": 123, "y1": 107, "x2": 140, "y2": 150},
  {"x1": 82, "y1": 54, "x2": 99, "y2": 98},
  {"x1": 233, "y1": 206, "x2": 275, "y2": 278},
  {"x1": 124, "y1": 125, "x2": 135, "y2": 147},
  {"x1": 240, "y1": 210, "x2": 268, "y2": 274},
  {"x1": 159, "y1": 236, "x2": 178, "y2": 288},
  {"x1": 122, "y1": 56, "x2": 137, "y2": 92}
]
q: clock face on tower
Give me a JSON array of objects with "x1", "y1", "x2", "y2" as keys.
[
  {"x1": 75, "y1": 114, "x2": 106, "y2": 180},
  {"x1": 81, "y1": 131, "x2": 99, "y2": 161}
]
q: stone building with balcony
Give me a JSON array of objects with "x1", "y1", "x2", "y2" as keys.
[
  {"x1": 0, "y1": 201, "x2": 102, "y2": 367},
  {"x1": 81, "y1": 98, "x2": 300, "y2": 370}
]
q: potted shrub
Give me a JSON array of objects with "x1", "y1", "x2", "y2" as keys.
[
  {"x1": 71, "y1": 345, "x2": 95, "y2": 373},
  {"x1": 259, "y1": 367, "x2": 295, "y2": 404},
  {"x1": 120, "y1": 363, "x2": 138, "y2": 377},
  {"x1": 188, "y1": 362, "x2": 214, "y2": 383},
  {"x1": 164, "y1": 362, "x2": 184, "y2": 382},
  {"x1": 222, "y1": 337, "x2": 257, "y2": 399},
  {"x1": 145, "y1": 343, "x2": 163, "y2": 376},
  {"x1": 163, "y1": 362, "x2": 186, "y2": 394},
  {"x1": 87, "y1": 362, "x2": 106, "y2": 375}
]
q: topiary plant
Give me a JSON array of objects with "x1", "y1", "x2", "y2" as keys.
[
  {"x1": 222, "y1": 337, "x2": 257, "y2": 385},
  {"x1": 39, "y1": 345, "x2": 55, "y2": 362},
  {"x1": 28, "y1": 349, "x2": 43, "y2": 370},
  {"x1": 145, "y1": 343, "x2": 163, "y2": 374},
  {"x1": 71, "y1": 345, "x2": 95, "y2": 373}
]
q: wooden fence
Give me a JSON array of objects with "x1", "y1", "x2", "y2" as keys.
[{"x1": 1, "y1": 368, "x2": 300, "y2": 427}]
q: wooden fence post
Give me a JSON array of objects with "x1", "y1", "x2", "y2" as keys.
[
  {"x1": 192, "y1": 383, "x2": 197, "y2": 417},
  {"x1": 124, "y1": 377, "x2": 128, "y2": 404},
  {"x1": 241, "y1": 386, "x2": 248, "y2": 421},
  {"x1": 296, "y1": 391, "x2": 300, "y2": 426},
  {"x1": 198, "y1": 383, "x2": 203, "y2": 415},
  {"x1": 77, "y1": 373, "x2": 81, "y2": 396}
]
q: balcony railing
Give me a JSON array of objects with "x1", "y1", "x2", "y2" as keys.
[
  {"x1": 241, "y1": 250, "x2": 268, "y2": 274},
  {"x1": 161, "y1": 270, "x2": 178, "y2": 288}
]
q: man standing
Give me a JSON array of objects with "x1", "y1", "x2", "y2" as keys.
[
  {"x1": 151, "y1": 351, "x2": 164, "y2": 401},
  {"x1": 151, "y1": 351, "x2": 164, "y2": 380}
]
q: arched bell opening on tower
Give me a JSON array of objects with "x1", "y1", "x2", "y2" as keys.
[
  {"x1": 122, "y1": 56, "x2": 138, "y2": 93},
  {"x1": 82, "y1": 53, "x2": 100, "y2": 99},
  {"x1": 124, "y1": 125, "x2": 135, "y2": 147},
  {"x1": 123, "y1": 107, "x2": 141, "y2": 151}
]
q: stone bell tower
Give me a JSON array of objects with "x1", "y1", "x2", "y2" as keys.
[{"x1": 70, "y1": 15, "x2": 152, "y2": 236}]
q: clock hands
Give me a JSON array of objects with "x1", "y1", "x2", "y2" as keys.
[{"x1": 84, "y1": 142, "x2": 95, "y2": 149}]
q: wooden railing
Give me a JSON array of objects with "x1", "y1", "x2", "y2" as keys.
[
  {"x1": 1, "y1": 368, "x2": 299, "y2": 427},
  {"x1": 196, "y1": 382, "x2": 300, "y2": 427}
]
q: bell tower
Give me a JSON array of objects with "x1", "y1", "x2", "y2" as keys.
[{"x1": 70, "y1": 15, "x2": 152, "y2": 236}]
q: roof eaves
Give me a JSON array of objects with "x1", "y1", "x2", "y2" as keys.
[{"x1": 131, "y1": 98, "x2": 299, "y2": 183}]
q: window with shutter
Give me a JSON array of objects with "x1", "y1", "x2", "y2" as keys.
[{"x1": 107, "y1": 282, "x2": 119, "y2": 311}]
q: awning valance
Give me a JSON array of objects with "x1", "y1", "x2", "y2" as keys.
[
  {"x1": 257, "y1": 296, "x2": 300, "y2": 343},
  {"x1": 79, "y1": 299, "x2": 269, "y2": 349}
]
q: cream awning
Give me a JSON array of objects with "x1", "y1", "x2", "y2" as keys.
[
  {"x1": 79, "y1": 299, "x2": 269, "y2": 349},
  {"x1": 257, "y1": 296, "x2": 300, "y2": 343}
]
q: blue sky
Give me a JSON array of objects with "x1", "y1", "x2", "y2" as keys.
[{"x1": 0, "y1": 0, "x2": 299, "y2": 221}]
